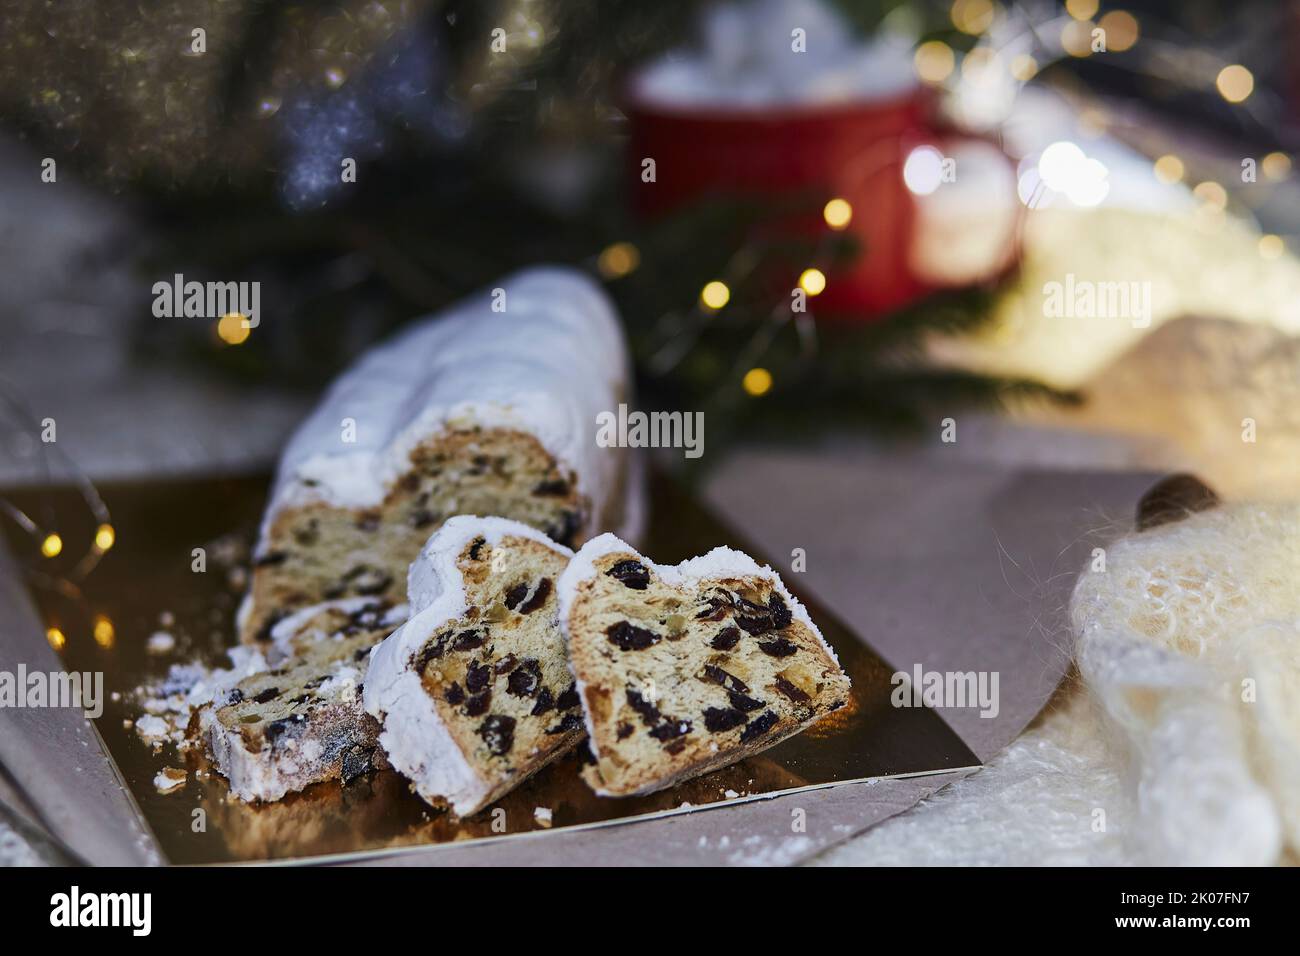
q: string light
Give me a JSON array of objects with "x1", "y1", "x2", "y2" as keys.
[
  {"x1": 1259, "y1": 235, "x2": 1285, "y2": 260},
  {"x1": 1061, "y1": 19, "x2": 1095, "y2": 58},
  {"x1": 823, "y1": 198, "x2": 853, "y2": 230},
  {"x1": 1098, "y1": 11, "x2": 1140, "y2": 52},
  {"x1": 0, "y1": 379, "x2": 113, "y2": 584},
  {"x1": 914, "y1": 41, "x2": 955, "y2": 85},
  {"x1": 1010, "y1": 54, "x2": 1038, "y2": 82},
  {"x1": 1262, "y1": 152, "x2": 1292, "y2": 182},
  {"x1": 94, "y1": 522, "x2": 115, "y2": 552},
  {"x1": 93, "y1": 615, "x2": 115, "y2": 648},
  {"x1": 904, "y1": 145, "x2": 946, "y2": 195},
  {"x1": 1193, "y1": 181, "x2": 1228, "y2": 210},
  {"x1": 1066, "y1": 0, "x2": 1099, "y2": 18},
  {"x1": 1078, "y1": 107, "x2": 1108, "y2": 137},
  {"x1": 742, "y1": 367, "x2": 773, "y2": 397},
  {"x1": 47, "y1": 626, "x2": 66, "y2": 650},
  {"x1": 700, "y1": 280, "x2": 730, "y2": 310},
  {"x1": 950, "y1": 0, "x2": 994, "y2": 36},
  {"x1": 597, "y1": 242, "x2": 640, "y2": 279},
  {"x1": 1216, "y1": 65, "x2": 1254, "y2": 103},
  {"x1": 1153, "y1": 154, "x2": 1185, "y2": 184},
  {"x1": 798, "y1": 268, "x2": 827, "y2": 296},
  {"x1": 217, "y1": 312, "x2": 252, "y2": 346}
]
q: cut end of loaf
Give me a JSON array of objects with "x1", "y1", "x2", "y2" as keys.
[
  {"x1": 560, "y1": 540, "x2": 851, "y2": 797},
  {"x1": 241, "y1": 426, "x2": 589, "y2": 645},
  {"x1": 204, "y1": 600, "x2": 400, "y2": 802}
]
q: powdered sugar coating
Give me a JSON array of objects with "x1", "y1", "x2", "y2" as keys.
[
  {"x1": 268, "y1": 597, "x2": 408, "y2": 660},
  {"x1": 404, "y1": 515, "x2": 574, "y2": 617},
  {"x1": 364, "y1": 516, "x2": 574, "y2": 815},
  {"x1": 255, "y1": 267, "x2": 628, "y2": 552}
]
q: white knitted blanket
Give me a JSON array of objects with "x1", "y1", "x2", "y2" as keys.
[{"x1": 818, "y1": 504, "x2": 1300, "y2": 866}]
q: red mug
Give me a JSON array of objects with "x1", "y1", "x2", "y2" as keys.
[{"x1": 626, "y1": 81, "x2": 1021, "y2": 318}]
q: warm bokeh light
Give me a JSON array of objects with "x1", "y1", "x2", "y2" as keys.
[
  {"x1": 742, "y1": 367, "x2": 773, "y2": 397},
  {"x1": 1098, "y1": 10, "x2": 1140, "y2": 52},
  {"x1": 1153, "y1": 154, "x2": 1185, "y2": 185},
  {"x1": 217, "y1": 312, "x2": 251, "y2": 345},
  {"x1": 823, "y1": 197, "x2": 853, "y2": 230},
  {"x1": 93, "y1": 615, "x2": 115, "y2": 648},
  {"x1": 94, "y1": 522, "x2": 115, "y2": 552},
  {"x1": 1077, "y1": 107, "x2": 1108, "y2": 137},
  {"x1": 597, "y1": 242, "x2": 640, "y2": 279},
  {"x1": 1193, "y1": 181, "x2": 1228, "y2": 210},
  {"x1": 1258, "y1": 234, "x2": 1285, "y2": 260},
  {"x1": 799, "y1": 268, "x2": 827, "y2": 296},
  {"x1": 700, "y1": 280, "x2": 730, "y2": 310},
  {"x1": 47, "y1": 626, "x2": 66, "y2": 650},
  {"x1": 1061, "y1": 19, "x2": 1095, "y2": 58},
  {"x1": 1010, "y1": 54, "x2": 1038, "y2": 82},
  {"x1": 914, "y1": 41, "x2": 955, "y2": 85},
  {"x1": 1262, "y1": 152, "x2": 1292, "y2": 182},
  {"x1": 1216, "y1": 65, "x2": 1254, "y2": 103},
  {"x1": 961, "y1": 46, "x2": 1000, "y2": 79},
  {"x1": 951, "y1": 0, "x2": 995, "y2": 35},
  {"x1": 1065, "y1": 0, "x2": 1099, "y2": 19},
  {"x1": 40, "y1": 533, "x2": 63, "y2": 558}
]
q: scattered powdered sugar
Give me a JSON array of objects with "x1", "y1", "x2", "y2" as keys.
[
  {"x1": 153, "y1": 767, "x2": 187, "y2": 793},
  {"x1": 131, "y1": 645, "x2": 268, "y2": 748},
  {"x1": 727, "y1": 834, "x2": 814, "y2": 867},
  {"x1": 316, "y1": 663, "x2": 362, "y2": 700},
  {"x1": 134, "y1": 715, "x2": 170, "y2": 740}
]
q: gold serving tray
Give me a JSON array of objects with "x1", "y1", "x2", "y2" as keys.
[{"x1": 6, "y1": 472, "x2": 978, "y2": 864}]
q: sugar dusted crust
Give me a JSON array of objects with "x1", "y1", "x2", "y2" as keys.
[
  {"x1": 365, "y1": 516, "x2": 584, "y2": 816},
  {"x1": 240, "y1": 266, "x2": 632, "y2": 644},
  {"x1": 558, "y1": 534, "x2": 851, "y2": 797}
]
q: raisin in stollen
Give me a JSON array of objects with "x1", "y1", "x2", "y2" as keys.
[
  {"x1": 364, "y1": 516, "x2": 585, "y2": 816},
  {"x1": 557, "y1": 534, "x2": 851, "y2": 797},
  {"x1": 201, "y1": 599, "x2": 406, "y2": 802},
  {"x1": 238, "y1": 267, "x2": 641, "y2": 645}
]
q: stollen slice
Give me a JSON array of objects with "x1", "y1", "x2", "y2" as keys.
[
  {"x1": 558, "y1": 533, "x2": 851, "y2": 797},
  {"x1": 202, "y1": 598, "x2": 407, "y2": 802},
  {"x1": 364, "y1": 516, "x2": 584, "y2": 816}
]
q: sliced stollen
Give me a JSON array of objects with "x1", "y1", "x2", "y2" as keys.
[
  {"x1": 558, "y1": 534, "x2": 851, "y2": 797},
  {"x1": 239, "y1": 266, "x2": 637, "y2": 644},
  {"x1": 202, "y1": 599, "x2": 407, "y2": 802},
  {"x1": 364, "y1": 516, "x2": 585, "y2": 816}
]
